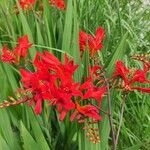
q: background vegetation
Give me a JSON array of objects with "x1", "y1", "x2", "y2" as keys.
[{"x1": 0, "y1": 0, "x2": 149, "y2": 150}]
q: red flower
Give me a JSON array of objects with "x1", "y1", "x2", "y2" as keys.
[
  {"x1": 47, "y1": 74, "x2": 82, "y2": 120},
  {"x1": 48, "y1": 78, "x2": 80, "y2": 121},
  {"x1": 80, "y1": 65, "x2": 106, "y2": 106},
  {"x1": 89, "y1": 65, "x2": 102, "y2": 80},
  {"x1": 112, "y1": 61, "x2": 129, "y2": 85},
  {"x1": 20, "y1": 51, "x2": 81, "y2": 117},
  {"x1": 79, "y1": 27, "x2": 105, "y2": 57},
  {"x1": 79, "y1": 31, "x2": 90, "y2": 53},
  {"x1": 19, "y1": 51, "x2": 106, "y2": 121},
  {"x1": 35, "y1": 51, "x2": 78, "y2": 84},
  {"x1": 18, "y1": 0, "x2": 35, "y2": 11},
  {"x1": 49, "y1": 0, "x2": 65, "y2": 10},
  {"x1": 14, "y1": 35, "x2": 32, "y2": 62},
  {"x1": 1, "y1": 45, "x2": 15, "y2": 64},
  {"x1": 58, "y1": 53, "x2": 78, "y2": 85},
  {"x1": 113, "y1": 60, "x2": 150, "y2": 93},
  {"x1": 130, "y1": 69, "x2": 149, "y2": 84},
  {"x1": 34, "y1": 51, "x2": 78, "y2": 84},
  {"x1": 1, "y1": 35, "x2": 32, "y2": 64},
  {"x1": 70, "y1": 103, "x2": 102, "y2": 121},
  {"x1": 34, "y1": 51, "x2": 61, "y2": 71},
  {"x1": 20, "y1": 69, "x2": 51, "y2": 115},
  {"x1": 80, "y1": 78, "x2": 106, "y2": 106}
]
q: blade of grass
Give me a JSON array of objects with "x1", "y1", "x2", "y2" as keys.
[
  {"x1": 20, "y1": 121, "x2": 40, "y2": 150},
  {"x1": 62, "y1": 0, "x2": 73, "y2": 55}
]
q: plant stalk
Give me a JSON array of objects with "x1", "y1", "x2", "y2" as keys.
[
  {"x1": 114, "y1": 94, "x2": 126, "y2": 150},
  {"x1": 101, "y1": 68, "x2": 116, "y2": 150}
]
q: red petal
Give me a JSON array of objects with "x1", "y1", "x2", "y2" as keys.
[
  {"x1": 14, "y1": 35, "x2": 32, "y2": 59},
  {"x1": 59, "y1": 110, "x2": 67, "y2": 121},
  {"x1": 77, "y1": 104, "x2": 102, "y2": 121},
  {"x1": 132, "y1": 87, "x2": 150, "y2": 93},
  {"x1": 70, "y1": 110, "x2": 78, "y2": 121},
  {"x1": 95, "y1": 27, "x2": 105, "y2": 45},
  {"x1": 113, "y1": 60, "x2": 129, "y2": 85},
  {"x1": 131, "y1": 69, "x2": 147, "y2": 84},
  {"x1": 79, "y1": 31, "x2": 88, "y2": 51},
  {"x1": 80, "y1": 78, "x2": 92, "y2": 90},
  {"x1": 34, "y1": 99, "x2": 42, "y2": 115}
]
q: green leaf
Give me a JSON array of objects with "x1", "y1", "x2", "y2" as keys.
[
  {"x1": 124, "y1": 143, "x2": 143, "y2": 150},
  {"x1": 20, "y1": 121, "x2": 40, "y2": 150},
  {"x1": 62, "y1": 0, "x2": 73, "y2": 54},
  {"x1": 0, "y1": 109, "x2": 21, "y2": 150},
  {"x1": 0, "y1": 134, "x2": 11, "y2": 150},
  {"x1": 28, "y1": 109, "x2": 50, "y2": 150},
  {"x1": 106, "y1": 32, "x2": 128, "y2": 77}
]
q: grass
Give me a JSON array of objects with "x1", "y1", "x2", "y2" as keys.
[{"x1": 0, "y1": 0, "x2": 150, "y2": 150}]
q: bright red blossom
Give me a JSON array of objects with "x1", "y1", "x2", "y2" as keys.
[
  {"x1": 79, "y1": 27, "x2": 105, "y2": 57},
  {"x1": 80, "y1": 65, "x2": 106, "y2": 106},
  {"x1": 69, "y1": 65, "x2": 106, "y2": 122},
  {"x1": 20, "y1": 69, "x2": 51, "y2": 115},
  {"x1": 76, "y1": 103, "x2": 102, "y2": 121},
  {"x1": 14, "y1": 35, "x2": 32, "y2": 62},
  {"x1": 70, "y1": 103, "x2": 102, "y2": 122},
  {"x1": 80, "y1": 78, "x2": 106, "y2": 106},
  {"x1": 49, "y1": 0, "x2": 65, "y2": 10},
  {"x1": 112, "y1": 61, "x2": 129, "y2": 85},
  {"x1": 0, "y1": 35, "x2": 32, "y2": 64},
  {"x1": 1, "y1": 45, "x2": 15, "y2": 64},
  {"x1": 20, "y1": 51, "x2": 81, "y2": 117},
  {"x1": 49, "y1": 82, "x2": 76, "y2": 121},
  {"x1": 18, "y1": 0, "x2": 35, "y2": 11},
  {"x1": 19, "y1": 51, "x2": 105, "y2": 120},
  {"x1": 113, "y1": 60, "x2": 150, "y2": 93}
]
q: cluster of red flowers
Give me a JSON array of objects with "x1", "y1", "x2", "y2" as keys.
[
  {"x1": 49, "y1": 0, "x2": 65, "y2": 10},
  {"x1": 0, "y1": 35, "x2": 106, "y2": 123},
  {"x1": 112, "y1": 59, "x2": 150, "y2": 93},
  {"x1": 79, "y1": 27, "x2": 105, "y2": 57},
  {"x1": 0, "y1": 32, "x2": 150, "y2": 145},
  {"x1": 20, "y1": 51, "x2": 106, "y2": 121},
  {"x1": 15, "y1": 0, "x2": 65, "y2": 12},
  {"x1": 1, "y1": 35, "x2": 32, "y2": 64},
  {"x1": 1, "y1": 31, "x2": 150, "y2": 121},
  {"x1": 17, "y1": 0, "x2": 35, "y2": 11}
]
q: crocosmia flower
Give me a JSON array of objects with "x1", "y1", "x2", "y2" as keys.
[
  {"x1": 14, "y1": 35, "x2": 32, "y2": 62},
  {"x1": 0, "y1": 35, "x2": 32, "y2": 64},
  {"x1": 18, "y1": 0, "x2": 35, "y2": 11},
  {"x1": 1, "y1": 45, "x2": 15, "y2": 64},
  {"x1": 19, "y1": 50, "x2": 106, "y2": 122},
  {"x1": 70, "y1": 102, "x2": 102, "y2": 122},
  {"x1": 20, "y1": 51, "x2": 80, "y2": 116},
  {"x1": 49, "y1": 0, "x2": 65, "y2": 10},
  {"x1": 20, "y1": 69, "x2": 51, "y2": 115},
  {"x1": 0, "y1": 48, "x2": 106, "y2": 143},
  {"x1": 112, "y1": 60, "x2": 150, "y2": 93},
  {"x1": 79, "y1": 27, "x2": 105, "y2": 57}
]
